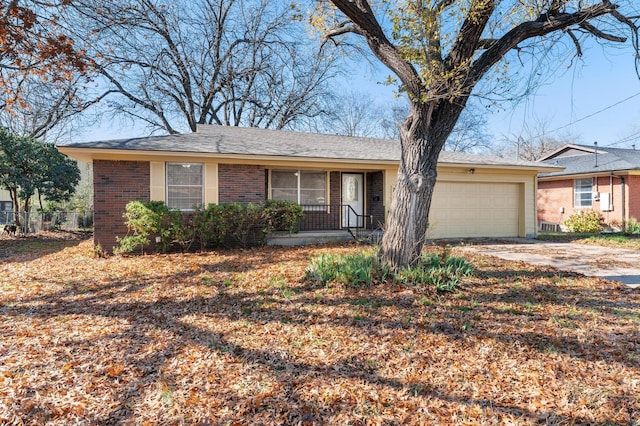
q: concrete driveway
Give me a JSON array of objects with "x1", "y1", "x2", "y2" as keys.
[{"x1": 460, "y1": 238, "x2": 640, "y2": 289}]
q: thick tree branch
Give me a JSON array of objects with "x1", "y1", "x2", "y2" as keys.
[
  {"x1": 477, "y1": 38, "x2": 498, "y2": 50},
  {"x1": 566, "y1": 29, "x2": 583, "y2": 57},
  {"x1": 322, "y1": 20, "x2": 363, "y2": 42},
  {"x1": 579, "y1": 21, "x2": 626, "y2": 42},
  {"x1": 469, "y1": 1, "x2": 634, "y2": 87},
  {"x1": 329, "y1": 0, "x2": 425, "y2": 103},
  {"x1": 435, "y1": 0, "x2": 456, "y2": 12},
  {"x1": 444, "y1": 0, "x2": 496, "y2": 72}
]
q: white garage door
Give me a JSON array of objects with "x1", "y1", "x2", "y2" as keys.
[{"x1": 428, "y1": 181, "x2": 521, "y2": 238}]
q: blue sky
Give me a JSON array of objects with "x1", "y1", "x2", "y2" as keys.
[
  {"x1": 80, "y1": 34, "x2": 640, "y2": 150},
  {"x1": 484, "y1": 43, "x2": 640, "y2": 148},
  {"x1": 341, "y1": 39, "x2": 640, "y2": 149}
]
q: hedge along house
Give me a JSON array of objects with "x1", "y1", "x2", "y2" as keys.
[
  {"x1": 58, "y1": 125, "x2": 556, "y2": 252},
  {"x1": 537, "y1": 144, "x2": 640, "y2": 230}
]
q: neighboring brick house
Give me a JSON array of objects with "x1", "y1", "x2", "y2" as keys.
[
  {"x1": 537, "y1": 144, "x2": 640, "y2": 229},
  {"x1": 58, "y1": 125, "x2": 555, "y2": 252}
]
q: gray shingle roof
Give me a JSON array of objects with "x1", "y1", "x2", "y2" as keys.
[
  {"x1": 539, "y1": 144, "x2": 640, "y2": 177},
  {"x1": 59, "y1": 124, "x2": 549, "y2": 169}
]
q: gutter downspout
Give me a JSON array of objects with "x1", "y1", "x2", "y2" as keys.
[
  {"x1": 611, "y1": 173, "x2": 626, "y2": 229},
  {"x1": 621, "y1": 176, "x2": 626, "y2": 228}
]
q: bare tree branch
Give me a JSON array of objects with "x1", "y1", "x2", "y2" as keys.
[
  {"x1": 469, "y1": 1, "x2": 634, "y2": 86},
  {"x1": 329, "y1": 0, "x2": 426, "y2": 104},
  {"x1": 68, "y1": 0, "x2": 337, "y2": 134},
  {"x1": 566, "y1": 29, "x2": 583, "y2": 56},
  {"x1": 579, "y1": 21, "x2": 626, "y2": 42},
  {"x1": 322, "y1": 20, "x2": 363, "y2": 43}
]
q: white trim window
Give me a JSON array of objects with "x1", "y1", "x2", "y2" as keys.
[
  {"x1": 271, "y1": 170, "x2": 326, "y2": 205},
  {"x1": 166, "y1": 163, "x2": 203, "y2": 210},
  {"x1": 574, "y1": 178, "x2": 593, "y2": 208}
]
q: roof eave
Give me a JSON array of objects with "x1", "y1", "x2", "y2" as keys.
[
  {"x1": 439, "y1": 161, "x2": 561, "y2": 173},
  {"x1": 538, "y1": 168, "x2": 640, "y2": 180},
  {"x1": 57, "y1": 146, "x2": 400, "y2": 167}
]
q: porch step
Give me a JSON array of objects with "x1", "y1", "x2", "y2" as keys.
[{"x1": 266, "y1": 230, "x2": 353, "y2": 246}]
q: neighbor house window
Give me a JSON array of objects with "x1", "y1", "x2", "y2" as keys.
[
  {"x1": 574, "y1": 178, "x2": 593, "y2": 208},
  {"x1": 271, "y1": 170, "x2": 326, "y2": 205},
  {"x1": 166, "y1": 163, "x2": 203, "y2": 210}
]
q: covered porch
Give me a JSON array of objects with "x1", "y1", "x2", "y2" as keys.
[{"x1": 295, "y1": 170, "x2": 388, "y2": 233}]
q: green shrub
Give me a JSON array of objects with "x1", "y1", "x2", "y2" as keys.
[
  {"x1": 623, "y1": 217, "x2": 640, "y2": 235},
  {"x1": 192, "y1": 204, "x2": 227, "y2": 249},
  {"x1": 219, "y1": 203, "x2": 264, "y2": 247},
  {"x1": 394, "y1": 251, "x2": 473, "y2": 292},
  {"x1": 115, "y1": 200, "x2": 180, "y2": 254},
  {"x1": 564, "y1": 210, "x2": 603, "y2": 233},
  {"x1": 116, "y1": 199, "x2": 306, "y2": 254},
  {"x1": 262, "y1": 199, "x2": 304, "y2": 234},
  {"x1": 169, "y1": 212, "x2": 197, "y2": 252}
]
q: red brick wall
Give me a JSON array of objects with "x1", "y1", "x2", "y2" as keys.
[
  {"x1": 330, "y1": 172, "x2": 341, "y2": 206},
  {"x1": 538, "y1": 176, "x2": 626, "y2": 227},
  {"x1": 594, "y1": 175, "x2": 624, "y2": 226},
  {"x1": 366, "y1": 171, "x2": 385, "y2": 228},
  {"x1": 218, "y1": 164, "x2": 266, "y2": 203},
  {"x1": 627, "y1": 175, "x2": 640, "y2": 222},
  {"x1": 537, "y1": 180, "x2": 572, "y2": 225},
  {"x1": 93, "y1": 160, "x2": 150, "y2": 252}
]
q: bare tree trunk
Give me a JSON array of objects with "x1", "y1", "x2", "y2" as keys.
[
  {"x1": 23, "y1": 196, "x2": 31, "y2": 234},
  {"x1": 9, "y1": 187, "x2": 20, "y2": 228}
]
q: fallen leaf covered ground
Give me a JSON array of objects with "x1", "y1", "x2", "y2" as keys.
[{"x1": 0, "y1": 235, "x2": 639, "y2": 425}]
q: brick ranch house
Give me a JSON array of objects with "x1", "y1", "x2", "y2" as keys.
[
  {"x1": 538, "y1": 144, "x2": 640, "y2": 229},
  {"x1": 58, "y1": 125, "x2": 557, "y2": 252}
]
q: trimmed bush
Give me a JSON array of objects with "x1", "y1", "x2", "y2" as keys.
[
  {"x1": 115, "y1": 199, "x2": 305, "y2": 254},
  {"x1": 219, "y1": 202, "x2": 264, "y2": 247},
  {"x1": 564, "y1": 210, "x2": 603, "y2": 233},
  {"x1": 115, "y1": 200, "x2": 180, "y2": 254},
  {"x1": 262, "y1": 199, "x2": 304, "y2": 234},
  {"x1": 192, "y1": 204, "x2": 227, "y2": 249}
]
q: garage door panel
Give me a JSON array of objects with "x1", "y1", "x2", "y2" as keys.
[{"x1": 429, "y1": 182, "x2": 520, "y2": 238}]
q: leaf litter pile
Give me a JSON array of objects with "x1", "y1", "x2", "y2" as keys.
[{"x1": 1, "y1": 237, "x2": 639, "y2": 425}]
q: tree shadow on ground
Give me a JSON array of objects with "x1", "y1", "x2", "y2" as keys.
[
  {"x1": 1, "y1": 243, "x2": 639, "y2": 423},
  {"x1": 0, "y1": 230, "x2": 90, "y2": 263}
]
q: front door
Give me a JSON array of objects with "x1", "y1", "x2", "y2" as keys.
[{"x1": 342, "y1": 173, "x2": 364, "y2": 227}]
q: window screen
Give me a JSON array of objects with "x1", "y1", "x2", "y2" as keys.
[
  {"x1": 574, "y1": 178, "x2": 593, "y2": 208},
  {"x1": 166, "y1": 163, "x2": 203, "y2": 210},
  {"x1": 271, "y1": 170, "x2": 326, "y2": 205}
]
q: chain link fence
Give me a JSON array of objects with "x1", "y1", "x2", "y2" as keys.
[{"x1": 0, "y1": 210, "x2": 93, "y2": 234}]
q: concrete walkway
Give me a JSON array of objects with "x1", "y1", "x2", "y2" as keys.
[{"x1": 460, "y1": 239, "x2": 640, "y2": 289}]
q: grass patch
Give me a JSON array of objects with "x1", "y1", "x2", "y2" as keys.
[
  {"x1": 538, "y1": 232, "x2": 640, "y2": 250},
  {"x1": 304, "y1": 247, "x2": 473, "y2": 292},
  {"x1": 304, "y1": 249, "x2": 390, "y2": 287}
]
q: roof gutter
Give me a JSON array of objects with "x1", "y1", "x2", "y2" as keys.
[
  {"x1": 58, "y1": 145, "x2": 556, "y2": 173},
  {"x1": 538, "y1": 169, "x2": 640, "y2": 181}
]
